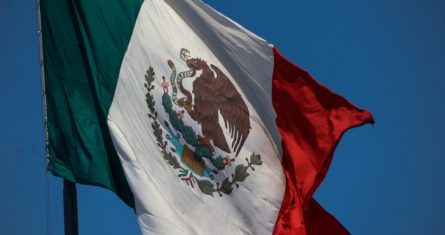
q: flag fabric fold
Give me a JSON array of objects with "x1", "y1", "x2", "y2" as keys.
[{"x1": 41, "y1": 0, "x2": 373, "y2": 234}]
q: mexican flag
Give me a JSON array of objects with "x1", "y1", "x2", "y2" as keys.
[{"x1": 40, "y1": 0, "x2": 374, "y2": 234}]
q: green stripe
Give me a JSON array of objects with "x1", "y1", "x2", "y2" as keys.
[{"x1": 41, "y1": 0, "x2": 144, "y2": 207}]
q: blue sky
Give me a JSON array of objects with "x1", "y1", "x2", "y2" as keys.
[{"x1": 1, "y1": 0, "x2": 445, "y2": 234}]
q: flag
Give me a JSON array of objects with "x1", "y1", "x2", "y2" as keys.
[{"x1": 40, "y1": 0, "x2": 374, "y2": 234}]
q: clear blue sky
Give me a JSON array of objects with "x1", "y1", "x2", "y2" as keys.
[{"x1": 1, "y1": 0, "x2": 445, "y2": 234}]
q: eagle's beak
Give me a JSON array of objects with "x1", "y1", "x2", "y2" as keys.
[{"x1": 186, "y1": 59, "x2": 196, "y2": 69}]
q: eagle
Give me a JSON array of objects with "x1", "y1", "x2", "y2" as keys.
[{"x1": 175, "y1": 51, "x2": 251, "y2": 157}]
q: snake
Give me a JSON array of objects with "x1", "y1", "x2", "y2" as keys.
[{"x1": 168, "y1": 60, "x2": 194, "y2": 105}]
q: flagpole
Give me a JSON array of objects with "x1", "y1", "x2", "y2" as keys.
[
  {"x1": 36, "y1": 1, "x2": 53, "y2": 235},
  {"x1": 63, "y1": 180, "x2": 79, "y2": 235}
]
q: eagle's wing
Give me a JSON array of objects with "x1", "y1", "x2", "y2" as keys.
[
  {"x1": 191, "y1": 72, "x2": 231, "y2": 153},
  {"x1": 211, "y1": 64, "x2": 251, "y2": 156}
]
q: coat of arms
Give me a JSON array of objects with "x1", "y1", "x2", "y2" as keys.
[{"x1": 144, "y1": 49, "x2": 262, "y2": 196}]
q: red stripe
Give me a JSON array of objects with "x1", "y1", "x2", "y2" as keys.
[{"x1": 271, "y1": 47, "x2": 374, "y2": 235}]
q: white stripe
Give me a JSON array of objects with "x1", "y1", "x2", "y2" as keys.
[
  {"x1": 108, "y1": 1, "x2": 285, "y2": 234},
  {"x1": 166, "y1": 0, "x2": 281, "y2": 148}
]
